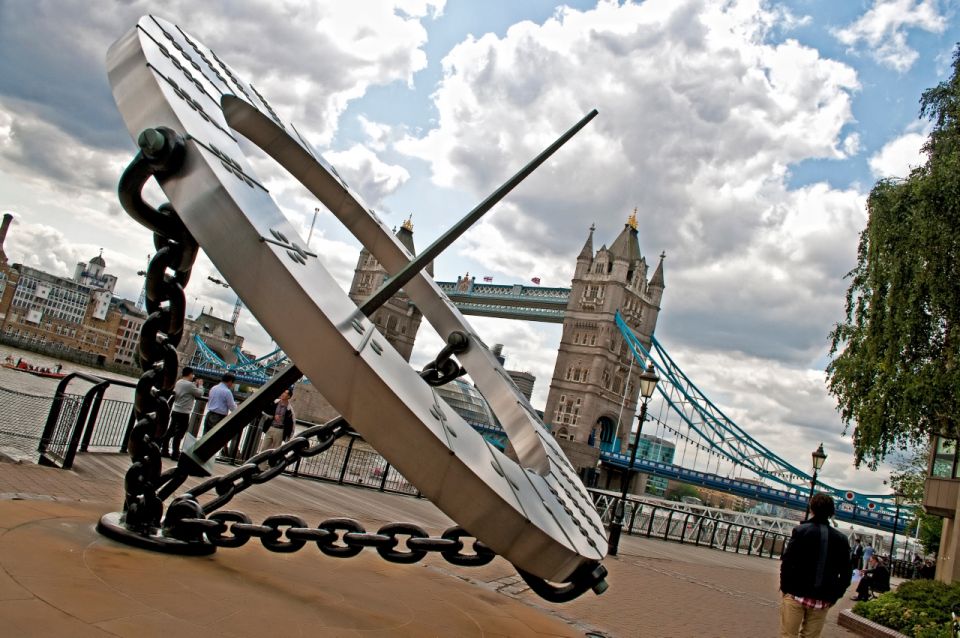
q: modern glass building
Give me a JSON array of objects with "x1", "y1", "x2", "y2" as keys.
[
  {"x1": 433, "y1": 378, "x2": 501, "y2": 433},
  {"x1": 630, "y1": 433, "x2": 676, "y2": 496}
]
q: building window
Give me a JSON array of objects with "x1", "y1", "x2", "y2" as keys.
[{"x1": 932, "y1": 436, "x2": 959, "y2": 478}]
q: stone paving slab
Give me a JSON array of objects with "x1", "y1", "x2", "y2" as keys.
[
  {"x1": 0, "y1": 455, "x2": 860, "y2": 637},
  {"x1": 0, "y1": 500, "x2": 578, "y2": 637}
]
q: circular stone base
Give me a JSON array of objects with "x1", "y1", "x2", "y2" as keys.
[{"x1": 97, "y1": 511, "x2": 216, "y2": 556}]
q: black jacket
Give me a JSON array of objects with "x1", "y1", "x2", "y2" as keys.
[
  {"x1": 780, "y1": 519, "x2": 851, "y2": 603},
  {"x1": 262, "y1": 402, "x2": 295, "y2": 440}
]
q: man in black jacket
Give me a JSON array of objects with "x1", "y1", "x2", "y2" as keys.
[
  {"x1": 779, "y1": 493, "x2": 851, "y2": 637},
  {"x1": 852, "y1": 555, "x2": 890, "y2": 600}
]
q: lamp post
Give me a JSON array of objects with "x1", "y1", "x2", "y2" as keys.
[
  {"x1": 608, "y1": 362, "x2": 659, "y2": 557},
  {"x1": 805, "y1": 443, "x2": 827, "y2": 519},
  {"x1": 890, "y1": 489, "x2": 904, "y2": 563}
]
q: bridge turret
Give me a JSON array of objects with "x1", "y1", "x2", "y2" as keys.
[
  {"x1": 347, "y1": 218, "x2": 424, "y2": 361},
  {"x1": 574, "y1": 224, "x2": 595, "y2": 279},
  {"x1": 545, "y1": 208, "x2": 664, "y2": 471}
]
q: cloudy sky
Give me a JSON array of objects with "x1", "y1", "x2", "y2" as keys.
[{"x1": 0, "y1": 0, "x2": 955, "y2": 495}]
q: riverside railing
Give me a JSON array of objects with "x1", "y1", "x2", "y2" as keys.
[
  {"x1": 4, "y1": 381, "x2": 792, "y2": 556},
  {"x1": 37, "y1": 373, "x2": 137, "y2": 469},
  {"x1": 589, "y1": 491, "x2": 789, "y2": 558}
]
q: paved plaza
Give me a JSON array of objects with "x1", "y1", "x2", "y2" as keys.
[{"x1": 0, "y1": 454, "x2": 859, "y2": 637}]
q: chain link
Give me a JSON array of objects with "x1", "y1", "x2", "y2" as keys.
[
  {"x1": 176, "y1": 512, "x2": 495, "y2": 567},
  {"x1": 120, "y1": 127, "x2": 198, "y2": 533}
]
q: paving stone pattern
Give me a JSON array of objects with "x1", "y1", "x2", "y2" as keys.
[{"x1": 0, "y1": 454, "x2": 859, "y2": 637}]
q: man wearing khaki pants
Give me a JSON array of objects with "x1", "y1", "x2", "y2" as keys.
[{"x1": 779, "y1": 492, "x2": 851, "y2": 637}]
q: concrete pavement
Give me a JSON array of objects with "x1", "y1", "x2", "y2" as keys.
[{"x1": 0, "y1": 454, "x2": 858, "y2": 637}]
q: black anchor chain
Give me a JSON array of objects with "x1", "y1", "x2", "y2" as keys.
[
  {"x1": 420, "y1": 330, "x2": 469, "y2": 386},
  {"x1": 115, "y1": 127, "x2": 606, "y2": 603},
  {"x1": 118, "y1": 127, "x2": 198, "y2": 532}
]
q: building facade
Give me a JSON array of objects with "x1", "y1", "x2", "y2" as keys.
[
  {"x1": 178, "y1": 311, "x2": 245, "y2": 373},
  {"x1": 346, "y1": 218, "x2": 426, "y2": 362},
  {"x1": 634, "y1": 433, "x2": 675, "y2": 496},
  {"x1": 0, "y1": 253, "x2": 126, "y2": 363},
  {"x1": 544, "y1": 211, "x2": 665, "y2": 452},
  {"x1": 109, "y1": 298, "x2": 147, "y2": 366}
]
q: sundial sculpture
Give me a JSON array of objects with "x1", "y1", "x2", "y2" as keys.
[{"x1": 99, "y1": 16, "x2": 608, "y2": 600}]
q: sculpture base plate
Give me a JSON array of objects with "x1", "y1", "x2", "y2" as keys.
[{"x1": 97, "y1": 511, "x2": 216, "y2": 555}]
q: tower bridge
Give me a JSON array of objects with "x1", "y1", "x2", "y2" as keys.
[{"x1": 186, "y1": 214, "x2": 901, "y2": 531}]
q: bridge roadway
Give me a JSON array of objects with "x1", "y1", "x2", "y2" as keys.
[
  {"x1": 602, "y1": 450, "x2": 898, "y2": 531},
  {"x1": 436, "y1": 280, "x2": 568, "y2": 322}
]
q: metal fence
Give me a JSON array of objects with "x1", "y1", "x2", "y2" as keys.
[
  {"x1": 36, "y1": 373, "x2": 138, "y2": 469},
  {"x1": 225, "y1": 420, "x2": 419, "y2": 496},
  {"x1": 80, "y1": 397, "x2": 135, "y2": 451},
  {"x1": 590, "y1": 493, "x2": 789, "y2": 558},
  {"x1": 0, "y1": 385, "x2": 60, "y2": 458},
  {"x1": 1, "y1": 380, "x2": 797, "y2": 559}
]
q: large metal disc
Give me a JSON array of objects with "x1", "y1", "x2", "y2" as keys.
[{"x1": 106, "y1": 16, "x2": 606, "y2": 581}]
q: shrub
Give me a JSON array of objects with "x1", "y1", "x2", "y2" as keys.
[{"x1": 853, "y1": 579, "x2": 960, "y2": 638}]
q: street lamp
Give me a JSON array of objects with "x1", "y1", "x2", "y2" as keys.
[
  {"x1": 608, "y1": 362, "x2": 659, "y2": 556},
  {"x1": 890, "y1": 489, "x2": 905, "y2": 563},
  {"x1": 804, "y1": 443, "x2": 827, "y2": 518}
]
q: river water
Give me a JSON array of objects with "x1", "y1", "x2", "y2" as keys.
[
  {"x1": 0, "y1": 345, "x2": 138, "y2": 399},
  {"x1": 0, "y1": 345, "x2": 139, "y2": 458}
]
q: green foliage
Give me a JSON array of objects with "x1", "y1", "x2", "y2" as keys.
[
  {"x1": 827, "y1": 48, "x2": 960, "y2": 468},
  {"x1": 854, "y1": 579, "x2": 960, "y2": 638},
  {"x1": 665, "y1": 483, "x2": 700, "y2": 501}
]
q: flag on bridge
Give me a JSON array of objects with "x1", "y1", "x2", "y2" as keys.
[
  {"x1": 483, "y1": 276, "x2": 493, "y2": 282},
  {"x1": 531, "y1": 277, "x2": 541, "y2": 285}
]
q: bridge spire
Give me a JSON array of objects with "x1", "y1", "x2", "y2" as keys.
[
  {"x1": 650, "y1": 251, "x2": 665, "y2": 289},
  {"x1": 577, "y1": 223, "x2": 595, "y2": 261}
]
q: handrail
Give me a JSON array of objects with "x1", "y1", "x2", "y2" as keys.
[{"x1": 38, "y1": 373, "x2": 137, "y2": 469}]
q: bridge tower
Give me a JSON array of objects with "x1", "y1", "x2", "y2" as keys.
[
  {"x1": 544, "y1": 210, "x2": 664, "y2": 455},
  {"x1": 347, "y1": 217, "x2": 428, "y2": 362}
]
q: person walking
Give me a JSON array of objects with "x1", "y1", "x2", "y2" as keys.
[
  {"x1": 779, "y1": 493, "x2": 852, "y2": 638},
  {"x1": 259, "y1": 387, "x2": 295, "y2": 452},
  {"x1": 851, "y1": 538, "x2": 864, "y2": 570},
  {"x1": 862, "y1": 542, "x2": 875, "y2": 568},
  {"x1": 162, "y1": 366, "x2": 203, "y2": 460}
]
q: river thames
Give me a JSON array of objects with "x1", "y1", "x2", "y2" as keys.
[{"x1": 0, "y1": 345, "x2": 139, "y2": 458}]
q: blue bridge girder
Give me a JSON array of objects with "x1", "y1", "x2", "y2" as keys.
[
  {"x1": 612, "y1": 311, "x2": 907, "y2": 531},
  {"x1": 601, "y1": 451, "x2": 899, "y2": 531}
]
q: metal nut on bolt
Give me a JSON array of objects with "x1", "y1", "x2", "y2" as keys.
[{"x1": 137, "y1": 128, "x2": 167, "y2": 156}]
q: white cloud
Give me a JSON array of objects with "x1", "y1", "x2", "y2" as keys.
[
  {"x1": 393, "y1": 0, "x2": 891, "y2": 487},
  {"x1": 324, "y1": 145, "x2": 411, "y2": 208},
  {"x1": 398, "y1": 0, "x2": 863, "y2": 355},
  {"x1": 358, "y1": 115, "x2": 393, "y2": 151},
  {"x1": 834, "y1": 0, "x2": 947, "y2": 72},
  {"x1": 868, "y1": 129, "x2": 929, "y2": 178}
]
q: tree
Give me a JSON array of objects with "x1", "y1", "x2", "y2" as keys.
[
  {"x1": 665, "y1": 483, "x2": 701, "y2": 502},
  {"x1": 827, "y1": 47, "x2": 960, "y2": 469},
  {"x1": 888, "y1": 445, "x2": 941, "y2": 555}
]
